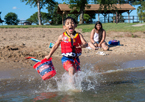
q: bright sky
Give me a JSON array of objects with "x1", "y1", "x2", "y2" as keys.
[
  {"x1": 0, "y1": 0, "x2": 139, "y2": 24},
  {"x1": 0, "y1": 0, "x2": 63, "y2": 21}
]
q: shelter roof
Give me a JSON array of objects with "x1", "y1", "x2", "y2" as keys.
[{"x1": 57, "y1": 4, "x2": 135, "y2": 14}]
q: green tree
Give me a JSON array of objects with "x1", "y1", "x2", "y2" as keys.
[
  {"x1": 27, "y1": 12, "x2": 50, "y2": 25},
  {"x1": 138, "y1": 11, "x2": 145, "y2": 22},
  {"x1": 87, "y1": 13, "x2": 96, "y2": 23},
  {"x1": 137, "y1": 5, "x2": 145, "y2": 22},
  {"x1": 4, "y1": 12, "x2": 19, "y2": 25},
  {"x1": 83, "y1": 14, "x2": 90, "y2": 23},
  {"x1": 133, "y1": 0, "x2": 145, "y2": 22},
  {"x1": 63, "y1": 0, "x2": 125, "y2": 24},
  {"x1": 68, "y1": 14, "x2": 79, "y2": 23},
  {"x1": 63, "y1": 0, "x2": 95, "y2": 24},
  {"x1": 21, "y1": 0, "x2": 55, "y2": 25},
  {"x1": 97, "y1": 0, "x2": 145, "y2": 23},
  {"x1": 46, "y1": 2, "x2": 62, "y2": 24},
  {"x1": 96, "y1": 0, "x2": 127, "y2": 12},
  {"x1": 83, "y1": 13, "x2": 96, "y2": 23},
  {"x1": 47, "y1": 1, "x2": 80, "y2": 25}
]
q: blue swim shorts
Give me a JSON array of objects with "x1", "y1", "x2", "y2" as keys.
[{"x1": 61, "y1": 56, "x2": 80, "y2": 71}]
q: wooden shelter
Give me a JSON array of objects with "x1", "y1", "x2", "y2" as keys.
[{"x1": 57, "y1": 4, "x2": 135, "y2": 24}]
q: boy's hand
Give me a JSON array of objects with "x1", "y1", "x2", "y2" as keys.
[
  {"x1": 76, "y1": 43, "x2": 88, "y2": 48},
  {"x1": 76, "y1": 43, "x2": 82, "y2": 48},
  {"x1": 44, "y1": 55, "x2": 50, "y2": 59}
]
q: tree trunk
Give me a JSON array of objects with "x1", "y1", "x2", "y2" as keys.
[
  {"x1": 116, "y1": 11, "x2": 118, "y2": 24},
  {"x1": 79, "y1": 10, "x2": 84, "y2": 24},
  {"x1": 37, "y1": 0, "x2": 42, "y2": 25}
]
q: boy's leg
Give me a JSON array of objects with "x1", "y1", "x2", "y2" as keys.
[
  {"x1": 61, "y1": 56, "x2": 82, "y2": 89},
  {"x1": 61, "y1": 56, "x2": 76, "y2": 88},
  {"x1": 68, "y1": 66, "x2": 75, "y2": 76},
  {"x1": 68, "y1": 66, "x2": 76, "y2": 88}
]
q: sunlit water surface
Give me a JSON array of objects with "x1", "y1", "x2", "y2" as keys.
[{"x1": 0, "y1": 60, "x2": 145, "y2": 102}]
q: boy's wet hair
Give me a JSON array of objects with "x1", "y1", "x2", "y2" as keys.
[{"x1": 63, "y1": 17, "x2": 77, "y2": 25}]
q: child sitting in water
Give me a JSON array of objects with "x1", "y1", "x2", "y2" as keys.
[
  {"x1": 44, "y1": 17, "x2": 88, "y2": 89},
  {"x1": 88, "y1": 21, "x2": 109, "y2": 50}
]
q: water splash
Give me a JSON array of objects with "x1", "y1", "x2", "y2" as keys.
[
  {"x1": 49, "y1": 63, "x2": 101, "y2": 92},
  {"x1": 48, "y1": 62, "x2": 145, "y2": 92}
]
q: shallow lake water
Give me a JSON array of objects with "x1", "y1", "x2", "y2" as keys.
[{"x1": 0, "y1": 60, "x2": 145, "y2": 102}]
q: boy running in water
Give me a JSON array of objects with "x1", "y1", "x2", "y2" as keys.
[{"x1": 45, "y1": 17, "x2": 88, "y2": 89}]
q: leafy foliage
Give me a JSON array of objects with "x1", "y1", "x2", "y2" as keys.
[
  {"x1": 134, "y1": 0, "x2": 145, "y2": 22},
  {"x1": 46, "y1": 2, "x2": 63, "y2": 25},
  {"x1": 4, "y1": 12, "x2": 19, "y2": 25},
  {"x1": 63, "y1": 0, "x2": 95, "y2": 24},
  {"x1": 83, "y1": 14, "x2": 91, "y2": 23},
  {"x1": 68, "y1": 14, "x2": 79, "y2": 23},
  {"x1": 21, "y1": 0, "x2": 55, "y2": 9},
  {"x1": 21, "y1": 0, "x2": 55, "y2": 25},
  {"x1": 26, "y1": 12, "x2": 50, "y2": 25},
  {"x1": 47, "y1": 2, "x2": 78, "y2": 25},
  {"x1": 62, "y1": 0, "x2": 128, "y2": 24}
]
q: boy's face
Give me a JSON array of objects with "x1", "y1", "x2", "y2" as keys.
[{"x1": 63, "y1": 19, "x2": 76, "y2": 34}]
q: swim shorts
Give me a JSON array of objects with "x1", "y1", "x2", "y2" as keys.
[{"x1": 61, "y1": 56, "x2": 80, "y2": 71}]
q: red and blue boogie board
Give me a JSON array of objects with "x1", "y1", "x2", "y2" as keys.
[{"x1": 33, "y1": 58, "x2": 56, "y2": 80}]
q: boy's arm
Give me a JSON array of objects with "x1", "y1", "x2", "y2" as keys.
[
  {"x1": 79, "y1": 33, "x2": 88, "y2": 48},
  {"x1": 45, "y1": 34, "x2": 62, "y2": 59}
]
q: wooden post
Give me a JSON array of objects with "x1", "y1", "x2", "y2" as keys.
[
  {"x1": 141, "y1": 14, "x2": 142, "y2": 23},
  {"x1": 108, "y1": 14, "x2": 109, "y2": 23},
  {"x1": 66, "y1": 13, "x2": 68, "y2": 17},
  {"x1": 102, "y1": 13, "x2": 107, "y2": 23},
  {"x1": 118, "y1": 13, "x2": 120, "y2": 22},
  {"x1": 127, "y1": 11, "x2": 130, "y2": 23},
  {"x1": 62, "y1": 11, "x2": 66, "y2": 25},
  {"x1": 116, "y1": 11, "x2": 118, "y2": 24},
  {"x1": 104, "y1": 14, "x2": 105, "y2": 23},
  {"x1": 127, "y1": 10, "x2": 133, "y2": 23},
  {"x1": 113, "y1": 14, "x2": 115, "y2": 23},
  {"x1": 98, "y1": 13, "x2": 100, "y2": 21},
  {"x1": 61, "y1": 14, "x2": 64, "y2": 25}
]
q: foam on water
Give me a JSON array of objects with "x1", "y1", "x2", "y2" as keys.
[
  {"x1": 45, "y1": 63, "x2": 101, "y2": 92},
  {"x1": 33, "y1": 63, "x2": 145, "y2": 93},
  {"x1": 104, "y1": 66, "x2": 145, "y2": 74}
]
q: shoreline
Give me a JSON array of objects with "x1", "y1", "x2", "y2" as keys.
[
  {"x1": 0, "y1": 53, "x2": 145, "y2": 83},
  {"x1": 1, "y1": 52, "x2": 145, "y2": 70},
  {"x1": 0, "y1": 28, "x2": 145, "y2": 72}
]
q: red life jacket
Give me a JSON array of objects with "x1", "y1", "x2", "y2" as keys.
[{"x1": 61, "y1": 31, "x2": 82, "y2": 57}]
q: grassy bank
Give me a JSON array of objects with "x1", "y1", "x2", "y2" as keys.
[
  {"x1": 0, "y1": 25, "x2": 63, "y2": 28},
  {"x1": 77, "y1": 23, "x2": 145, "y2": 33},
  {"x1": 0, "y1": 23, "x2": 145, "y2": 33}
]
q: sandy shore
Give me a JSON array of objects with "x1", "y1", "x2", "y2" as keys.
[{"x1": 0, "y1": 28, "x2": 145, "y2": 71}]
